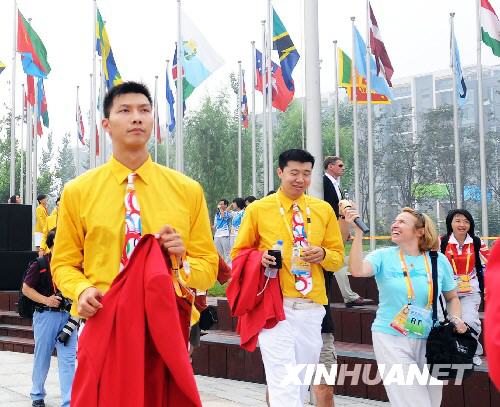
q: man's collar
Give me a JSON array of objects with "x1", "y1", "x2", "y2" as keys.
[
  {"x1": 277, "y1": 188, "x2": 306, "y2": 210},
  {"x1": 108, "y1": 155, "x2": 153, "y2": 185},
  {"x1": 325, "y1": 172, "x2": 339, "y2": 184}
]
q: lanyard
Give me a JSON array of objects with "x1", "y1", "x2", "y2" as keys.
[
  {"x1": 275, "y1": 193, "x2": 311, "y2": 245},
  {"x1": 399, "y1": 250, "x2": 433, "y2": 308},
  {"x1": 449, "y1": 245, "x2": 472, "y2": 276}
]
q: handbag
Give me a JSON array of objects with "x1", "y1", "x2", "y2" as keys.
[{"x1": 425, "y1": 251, "x2": 478, "y2": 380}]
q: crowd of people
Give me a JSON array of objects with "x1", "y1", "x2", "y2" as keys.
[{"x1": 14, "y1": 80, "x2": 496, "y2": 407}]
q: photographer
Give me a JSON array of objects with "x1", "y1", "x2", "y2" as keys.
[{"x1": 22, "y1": 229, "x2": 76, "y2": 407}]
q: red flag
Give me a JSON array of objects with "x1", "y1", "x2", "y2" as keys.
[
  {"x1": 156, "y1": 114, "x2": 162, "y2": 144},
  {"x1": 255, "y1": 49, "x2": 293, "y2": 112},
  {"x1": 26, "y1": 75, "x2": 35, "y2": 106},
  {"x1": 95, "y1": 125, "x2": 100, "y2": 156},
  {"x1": 369, "y1": 2, "x2": 394, "y2": 87}
]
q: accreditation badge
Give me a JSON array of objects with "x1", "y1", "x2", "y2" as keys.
[
  {"x1": 404, "y1": 305, "x2": 432, "y2": 336},
  {"x1": 290, "y1": 246, "x2": 311, "y2": 277},
  {"x1": 390, "y1": 304, "x2": 410, "y2": 336},
  {"x1": 457, "y1": 274, "x2": 473, "y2": 294}
]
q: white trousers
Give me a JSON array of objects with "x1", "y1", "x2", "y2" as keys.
[
  {"x1": 258, "y1": 301, "x2": 325, "y2": 407},
  {"x1": 372, "y1": 332, "x2": 443, "y2": 407},
  {"x1": 334, "y1": 265, "x2": 360, "y2": 303},
  {"x1": 214, "y1": 236, "x2": 231, "y2": 264},
  {"x1": 459, "y1": 292, "x2": 483, "y2": 355}
]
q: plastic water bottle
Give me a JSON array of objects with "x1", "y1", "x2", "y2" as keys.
[{"x1": 265, "y1": 240, "x2": 283, "y2": 278}]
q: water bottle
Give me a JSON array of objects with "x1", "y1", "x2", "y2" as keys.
[{"x1": 265, "y1": 240, "x2": 283, "y2": 278}]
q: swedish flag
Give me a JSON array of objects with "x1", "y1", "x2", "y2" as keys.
[
  {"x1": 273, "y1": 8, "x2": 300, "y2": 92},
  {"x1": 96, "y1": 8, "x2": 123, "y2": 89}
]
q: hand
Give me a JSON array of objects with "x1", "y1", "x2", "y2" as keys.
[
  {"x1": 343, "y1": 207, "x2": 360, "y2": 227},
  {"x1": 77, "y1": 287, "x2": 103, "y2": 318},
  {"x1": 45, "y1": 294, "x2": 62, "y2": 308},
  {"x1": 155, "y1": 225, "x2": 186, "y2": 264},
  {"x1": 261, "y1": 251, "x2": 277, "y2": 268},
  {"x1": 450, "y1": 315, "x2": 468, "y2": 334},
  {"x1": 301, "y1": 246, "x2": 325, "y2": 264},
  {"x1": 38, "y1": 249, "x2": 45, "y2": 257}
]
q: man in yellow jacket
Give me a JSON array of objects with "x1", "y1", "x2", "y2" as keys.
[
  {"x1": 34, "y1": 194, "x2": 48, "y2": 249},
  {"x1": 39, "y1": 196, "x2": 59, "y2": 256}
]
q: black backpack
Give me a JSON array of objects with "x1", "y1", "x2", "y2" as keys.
[{"x1": 17, "y1": 257, "x2": 49, "y2": 319}]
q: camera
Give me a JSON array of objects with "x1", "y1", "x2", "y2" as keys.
[
  {"x1": 57, "y1": 316, "x2": 81, "y2": 345},
  {"x1": 55, "y1": 291, "x2": 72, "y2": 312}
]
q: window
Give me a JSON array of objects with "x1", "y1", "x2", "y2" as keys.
[
  {"x1": 435, "y1": 78, "x2": 452, "y2": 91},
  {"x1": 436, "y1": 91, "x2": 452, "y2": 107},
  {"x1": 393, "y1": 85, "x2": 411, "y2": 98}
]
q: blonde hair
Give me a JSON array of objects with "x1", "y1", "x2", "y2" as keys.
[{"x1": 401, "y1": 207, "x2": 439, "y2": 252}]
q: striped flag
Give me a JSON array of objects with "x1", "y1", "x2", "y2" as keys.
[
  {"x1": 76, "y1": 95, "x2": 85, "y2": 145},
  {"x1": 241, "y1": 71, "x2": 249, "y2": 129},
  {"x1": 481, "y1": 0, "x2": 500, "y2": 57},
  {"x1": 369, "y1": 2, "x2": 394, "y2": 87}
]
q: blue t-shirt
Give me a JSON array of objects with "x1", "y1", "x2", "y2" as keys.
[
  {"x1": 214, "y1": 211, "x2": 232, "y2": 237},
  {"x1": 365, "y1": 246, "x2": 456, "y2": 339},
  {"x1": 230, "y1": 210, "x2": 245, "y2": 237}
]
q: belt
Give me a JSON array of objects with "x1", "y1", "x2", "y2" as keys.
[
  {"x1": 34, "y1": 306, "x2": 63, "y2": 313},
  {"x1": 283, "y1": 297, "x2": 322, "y2": 310}
]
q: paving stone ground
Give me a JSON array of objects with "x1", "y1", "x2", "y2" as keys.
[{"x1": 0, "y1": 351, "x2": 388, "y2": 406}]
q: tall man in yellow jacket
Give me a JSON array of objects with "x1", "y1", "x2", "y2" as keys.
[
  {"x1": 231, "y1": 149, "x2": 345, "y2": 406},
  {"x1": 51, "y1": 81, "x2": 218, "y2": 319},
  {"x1": 34, "y1": 194, "x2": 48, "y2": 249}
]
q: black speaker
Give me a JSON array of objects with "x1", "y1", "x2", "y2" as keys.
[
  {"x1": 0, "y1": 204, "x2": 32, "y2": 251},
  {"x1": 0, "y1": 251, "x2": 37, "y2": 290}
]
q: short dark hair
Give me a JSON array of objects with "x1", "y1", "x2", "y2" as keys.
[
  {"x1": 9, "y1": 195, "x2": 18, "y2": 204},
  {"x1": 244, "y1": 195, "x2": 257, "y2": 204},
  {"x1": 232, "y1": 197, "x2": 246, "y2": 210},
  {"x1": 103, "y1": 81, "x2": 153, "y2": 118},
  {"x1": 37, "y1": 194, "x2": 47, "y2": 203},
  {"x1": 266, "y1": 190, "x2": 276, "y2": 196},
  {"x1": 46, "y1": 228, "x2": 56, "y2": 249},
  {"x1": 445, "y1": 209, "x2": 476, "y2": 237},
  {"x1": 278, "y1": 149, "x2": 315, "y2": 170},
  {"x1": 324, "y1": 156, "x2": 342, "y2": 170},
  {"x1": 219, "y1": 199, "x2": 229, "y2": 206}
]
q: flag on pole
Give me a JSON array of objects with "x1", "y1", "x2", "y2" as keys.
[
  {"x1": 338, "y1": 47, "x2": 390, "y2": 104},
  {"x1": 95, "y1": 125, "x2": 100, "y2": 156},
  {"x1": 36, "y1": 78, "x2": 49, "y2": 136},
  {"x1": 26, "y1": 75, "x2": 35, "y2": 106},
  {"x1": 272, "y1": 8, "x2": 300, "y2": 91},
  {"x1": 17, "y1": 11, "x2": 51, "y2": 78},
  {"x1": 481, "y1": 0, "x2": 500, "y2": 57},
  {"x1": 241, "y1": 71, "x2": 249, "y2": 129},
  {"x1": 76, "y1": 98, "x2": 85, "y2": 145},
  {"x1": 96, "y1": 8, "x2": 123, "y2": 89},
  {"x1": 369, "y1": 2, "x2": 394, "y2": 87},
  {"x1": 255, "y1": 49, "x2": 294, "y2": 112},
  {"x1": 156, "y1": 113, "x2": 162, "y2": 144},
  {"x1": 173, "y1": 12, "x2": 224, "y2": 101},
  {"x1": 166, "y1": 64, "x2": 176, "y2": 133},
  {"x1": 353, "y1": 27, "x2": 393, "y2": 99},
  {"x1": 452, "y1": 37, "x2": 467, "y2": 106},
  {"x1": 0, "y1": 61, "x2": 5, "y2": 75}
]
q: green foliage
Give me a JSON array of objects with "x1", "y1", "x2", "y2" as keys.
[
  {"x1": 0, "y1": 112, "x2": 23, "y2": 203},
  {"x1": 412, "y1": 183, "x2": 450, "y2": 199},
  {"x1": 37, "y1": 133, "x2": 55, "y2": 198}
]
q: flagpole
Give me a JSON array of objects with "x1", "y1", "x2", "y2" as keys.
[
  {"x1": 33, "y1": 80, "x2": 38, "y2": 223},
  {"x1": 476, "y1": 0, "x2": 489, "y2": 238},
  {"x1": 351, "y1": 17, "x2": 360, "y2": 207},
  {"x1": 366, "y1": 0, "x2": 375, "y2": 250},
  {"x1": 76, "y1": 85, "x2": 81, "y2": 176},
  {"x1": 304, "y1": 0, "x2": 323, "y2": 198},
  {"x1": 26, "y1": 80, "x2": 32, "y2": 206},
  {"x1": 10, "y1": 0, "x2": 18, "y2": 197},
  {"x1": 154, "y1": 75, "x2": 158, "y2": 163},
  {"x1": 99, "y1": 58, "x2": 105, "y2": 164},
  {"x1": 176, "y1": 0, "x2": 184, "y2": 173},
  {"x1": 90, "y1": 0, "x2": 97, "y2": 169},
  {"x1": 450, "y1": 12, "x2": 462, "y2": 208},
  {"x1": 267, "y1": 0, "x2": 274, "y2": 191},
  {"x1": 261, "y1": 20, "x2": 269, "y2": 194},
  {"x1": 333, "y1": 40, "x2": 340, "y2": 156},
  {"x1": 251, "y1": 41, "x2": 257, "y2": 196},
  {"x1": 166, "y1": 59, "x2": 171, "y2": 168},
  {"x1": 237, "y1": 61, "x2": 243, "y2": 196},
  {"x1": 20, "y1": 83, "x2": 24, "y2": 202}
]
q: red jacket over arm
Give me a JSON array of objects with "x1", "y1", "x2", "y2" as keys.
[
  {"x1": 226, "y1": 248, "x2": 285, "y2": 352},
  {"x1": 71, "y1": 235, "x2": 201, "y2": 407},
  {"x1": 486, "y1": 241, "x2": 500, "y2": 391}
]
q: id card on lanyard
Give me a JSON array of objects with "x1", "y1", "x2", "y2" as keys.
[
  {"x1": 390, "y1": 251, "x2": 433, "y2": 336},
  {"x1": 449, "y1": 248, "x2": 473, "y2": 295}
]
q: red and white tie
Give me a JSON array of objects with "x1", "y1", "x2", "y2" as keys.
[
  {"x1": 291, "y1": 202, "x2": 313, "y2": 295},
  {"x1": 120, "y1": 173, "x2": 142, "y2": 270}
]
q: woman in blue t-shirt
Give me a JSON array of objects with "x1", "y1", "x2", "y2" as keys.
[{"x1": 345, "y1": 207, "x2": 466, "y2": 407}]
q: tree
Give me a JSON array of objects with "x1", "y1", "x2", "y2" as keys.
[
  {"x1": 0, "y1": 110, "x2": 23, "y2": 203},
  {"x1": 55, "y1": 132, "x2": 76, "y2": 195},
  {"x1": 37, "y1": 132, "x2": 55, "y2": 198}
]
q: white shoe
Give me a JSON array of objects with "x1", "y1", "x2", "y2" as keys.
[{"x1": 473, "y1": 356, "x2": 482, "y2": 366}]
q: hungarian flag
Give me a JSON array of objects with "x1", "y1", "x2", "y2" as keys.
[
  {"x1": 17, "y1": 10, "x2": 51, "y2": 78},
  {"x1": 481, "y1": 0, "x2": 500, "y2": 57},
  {"x1": 338, "y1": 47, "x2": 390, "y2": 104},
  {"x1": 255, "y1": 49, "x2": 294, "y2": 112},
  {"x1": 0, "y1": 61, "x2": 5, "y2": 75},
  {"x1": 241, "y1": 71, "x2": 249, "y2": 129},
  {"x1": 369, "y1": 2, "x2": 394, "y2": 87}
]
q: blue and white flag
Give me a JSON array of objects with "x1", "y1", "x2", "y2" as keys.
[{"x1": 453, "y1": 36, "x2": 467, "y2": 106}]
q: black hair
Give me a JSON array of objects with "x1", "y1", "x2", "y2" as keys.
[
  {"x1": 266, "y1": 190, "x2": 276, "y2": 196},
  {"x1": 219, "y1": 199, "x2": 229, "y2": 206},
  {"x1": 46, "y1": 228, "x2": 56, "y2": 249},
  {"x1": 232, "y1": 197, "x2": 245, "y2": 210},
  {"x1": 278, "y1": 149, "x2": 315, "y2": 170},
  {"x1": 37, "y1": 194, "x2": 47, "y2": 203},
  {"x1": 445, "y1": 209, "x2": 476, "y2": 237},
  {"x1": 244, "y1": 195, "x2": 257, "y2": 204},
  {"x1": 9, "y1": 195, "x2": 18, "y2": 204},
  {"x1": 103, "y1": 81, "x2": 153, "y2": 118}
]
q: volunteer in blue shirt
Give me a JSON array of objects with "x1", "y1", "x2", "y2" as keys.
[
  {"x1": 230, "y1": 197, "x2": 245, "y2": 249},
  {"x1": 213, "y1": 199, "x2": 232, "y2": 264},
  {"x1": 346, "y1": 206, "x2": 466, "y2": 407}
]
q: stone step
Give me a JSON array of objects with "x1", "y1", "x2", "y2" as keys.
[
  {"x1": 192, "y1": 330, "x2": 498, "y2": 407},
  {"x1": 0, "y1": 323, "x2": 33, "y2": 339},
  {"x1": 0, "y1": 291, "x2": 20, "y2": 312},
  {"x1": 0, "y1": 310, "x2": 32, "y2": 326},
  {"x1": 0, "y1": 335, "x2": 34, "y2": 353}
]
